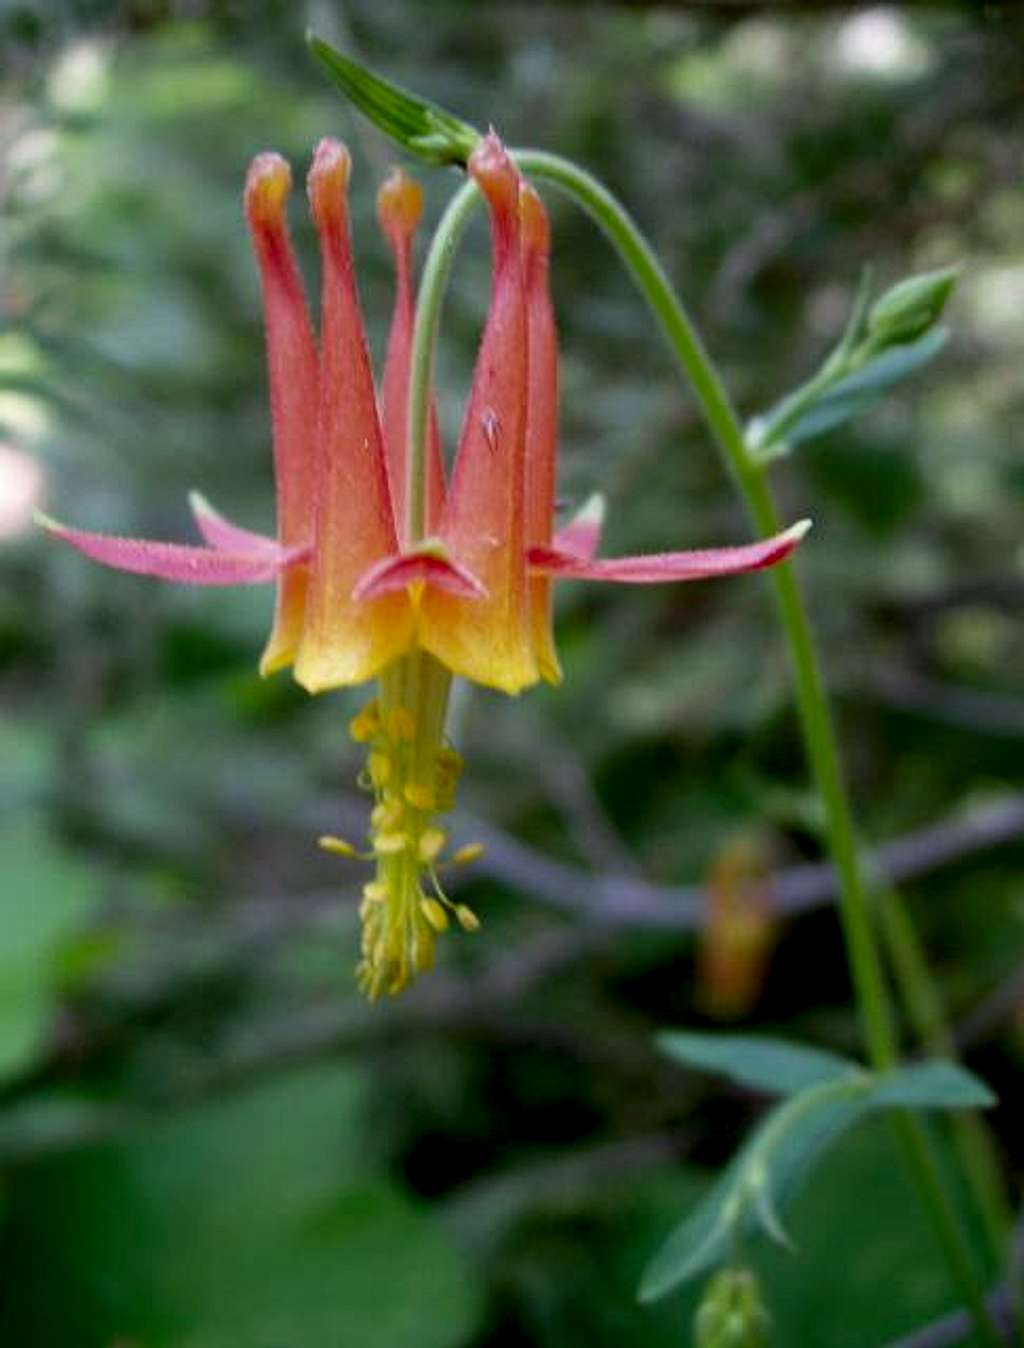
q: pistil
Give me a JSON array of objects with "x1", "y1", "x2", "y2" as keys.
[{"x1": 338, "y1": 650, "x2": 481, "y2": 998}]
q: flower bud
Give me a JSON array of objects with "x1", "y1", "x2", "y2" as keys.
[
  {"x1": 697, "y1": 834, "x2": 777, "y2": 1020},
  {"x1": 694, "y1": 1268, "x2": 771, "y2": 1348},
  {"x1": 867, "y1": 265, "x2": 959, "y2": 348}
]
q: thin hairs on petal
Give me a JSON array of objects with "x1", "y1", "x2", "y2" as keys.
[
  {"x1": 528, "y1": 520, "x2": 811, "y2": 583},
  {"x1": 39, "y1": 515, "x2": 307, "y2": 585}
]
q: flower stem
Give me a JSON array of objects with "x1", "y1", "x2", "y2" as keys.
[
  {"x1": 512, "y1": 149, "x2": 1003, "y2": 1344},
  {"x1": 406, "y1": 176, "x2": 479, "y2": 545},
  {"x1": 877, "y1": 885, "x2": 1024, "y2": 1336}
]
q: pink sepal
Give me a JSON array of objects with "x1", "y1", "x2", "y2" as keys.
[
  {"x1": 39, "y1": 514, "x2": 309, "y2": 585},
  {"x1": 527, "y1": 519, "x2": 810, "y2": 584},
  {"x1": 352, "y1": 549, "x2": 487, "y2": 602},
  {"x1": 552, "y1": 494, "x2": 604, "y2": 561},
  {"x1": 188, "y1": 492, "x2": 281, "y2": 557}
]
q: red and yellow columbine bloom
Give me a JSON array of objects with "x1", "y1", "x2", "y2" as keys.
[{"x1": 42, "y1": 132, "x2": 809, "y2": 998}]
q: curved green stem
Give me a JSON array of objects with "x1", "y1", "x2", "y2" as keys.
[
  {"x1": 878, "y1": 885, "x2": 1024, "y2": 1336},
  {"x1": 513, "y1": 150, "x2": 900, "y2": 1060},
  {"x1": 509, "y1": 149, "x2": 1003, "y2": 1344},
  {"x1": 405, "y1": 176, "x2": 479, "y2": 545},
  {"x1": 404, "y1": 151, "x2": 1003, "y2": 1340}
]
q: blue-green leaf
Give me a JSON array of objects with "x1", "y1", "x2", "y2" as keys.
[
  {"x1": 871, "y1": 1059, "x2": 996, "y2": 1111},
  {"x1": 640, "y1": 1055, "x2": 994, "y2": 1302},
  {"x1": 750, "y1": 326, "x2": 947, "y2": 459},
  {"x1": 639, "y1": 1078, "x2": 872, "y2": 1301},
  {"x1": 308, "y1": 35, "x2": 481, "y2": 166},
  {"x1": 656, "y1": 1031, "x2": 859, "y2": 1097}
]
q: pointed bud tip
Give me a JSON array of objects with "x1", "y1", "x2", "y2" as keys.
[
  {"x1": 34, "y1": 509, "x2": 62, "y2": 536},
  {"x1": 308, "y1": 137, "x2": 352, "y2": 228},
  {"x1": 468, "y1": 129, "x2": 519, "y2": 216},
  {"x1": 187, "y1": 489, "x2": 213, "y2": 520},
  {"x1": 377, "y1": 167, "x2": 424, "y2": 241},
  {"x1": 245, "y1": 152, "x2": 292, "y2": 227},
  {"x1": 519, "y1": 182, "x2": 549, "y2": 254}
]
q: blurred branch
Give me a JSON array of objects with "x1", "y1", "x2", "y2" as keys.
[
  {"x1": 887, "y1": 1291, "x2": 1017, "y2": 1348},
  {"x1": 455, "y1": 793, "x2": 1024, "y2": 930},
  {"x1": 886, "y1": 1212, "x2": 1024, "y2": 1348},
  {"x1": 955, "y1": 967, "x2": 1024, "y2": 1054},
  {"x1": 441, "y1": 1129, "x2": 687, "y2": 1254},
  {"x1": 0, "y1": 927, "x2": 593, "y2": 1163},
  {"x1": 865, "y1": 670, "x2": 1024, "y2": 740},
  {"x1": 893, "y1": 577, "x2": 1024, "y2": 620}
]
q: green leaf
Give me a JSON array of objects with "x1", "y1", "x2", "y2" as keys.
[
  {"x1": 758, "y1": 1119, "x2": 994, "y2": 1347},
  {"x1": 639, "y1": 1057, "x2": 994, "y2": 1302},
  {"x1": 656, "y1": 1031, "x2": 860, "y2": 1097},
  {"x1": 3, "y1": 1065, "x2": 482, "y2": 1348},
  {"x1": 0, "y1": 822, "x2": 100, "y2": 1084},
  {"x1": 308, "y1": 35, "x2": 481, "y2": 166},
  {"x1": 639, "y1": 1078, "x2": 872, "y2": 1302}
]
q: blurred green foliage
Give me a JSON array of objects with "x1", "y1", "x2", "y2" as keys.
[{"x1": 2, "y1": 3, "x2": 1023, "y2": 1345}]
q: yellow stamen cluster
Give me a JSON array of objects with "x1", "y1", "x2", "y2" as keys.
[{"x1": 331, "y1": 685, "x2": 483, "y2": 999}]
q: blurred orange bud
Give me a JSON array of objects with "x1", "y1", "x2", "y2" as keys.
[{"x1": 697, "y1": 833, "x2": 778, "y2": 1020}]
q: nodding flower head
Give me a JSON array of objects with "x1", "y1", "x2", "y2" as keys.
[{"x1": 41, "y1": 132, "x2": 809, "y2": 998}]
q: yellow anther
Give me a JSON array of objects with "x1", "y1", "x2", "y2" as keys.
[
  {"x1": 362, "y1": 881, "x2": 388, "y2": 903},
  {"x1": 451, "y1": 842, "x2": 486, "y2": 866},
  {"x1": 375, "y1": 831, "x2": 410, "y2": 855},
  {"x1": 404, "y1": 782, "x2": 436, "y2": 811},
  {"x1": 420, "y1": 897, "x2": 449, "y2": 933},
  {"x1": 348, "y1": 701, "x2": 381, "y2": 743},
  {"x1": 418, "y1": 827, "x2": 446, "y2": 864},
  {"x1": 434, "y1": 746, "x2": 464, "y2": 810},
  {"x1": 317, "y1": 834, "x2": 358, "y2": 858},
  {"x1": 387, "y1": 706, "x2": 416, "y2": 741},
  {"x1": 455, "y1": 904, "x2": 481, "y2": 932},
  {"x1": 368, "y1": 751, "x2": 393, "y2": 787},
  {"x1": 436, "y1": 746, "x2": 464, "y2": 778},
  {"x1": 413, "y1": 929, "x2": 437, "y2": 974},
  {"x1": 371, "y1": 800, "x2": 404, "y2": 831}
]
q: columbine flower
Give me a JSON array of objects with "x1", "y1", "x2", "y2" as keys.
[{"x1": 42, "y1": 131, "x2": 808, "y2": 998}]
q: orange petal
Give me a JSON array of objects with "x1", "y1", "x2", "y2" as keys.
[
  {"x1": 244, "y1": 152, "x2": 318, "y2": 675},
  {"x1": 353, "y1": 546, "x2": 486, "y2": 601},
  {"x1": 293, "y1": 140, "x2": 413, "y2": 692},
  {"x1": 418, "y1": 133, "x2": 538, "y2": 694},
  {"x1": 377, "y1": 168, "x2": 446, "y2": 539}
]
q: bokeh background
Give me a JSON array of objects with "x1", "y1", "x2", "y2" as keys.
[{"x1": 2, "y1": 2, "x2": 1023, "y2": 1344}]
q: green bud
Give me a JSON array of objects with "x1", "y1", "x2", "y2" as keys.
[
  {"x1": 308, "y1": 35, "x2": 482, "y2": 167},
  {"x1": 694, "y1": 1268, "x2": 771, "y2": 1348},
  {"x1": 866, "y1": 265, "x2": 959, "y2": 348}
]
